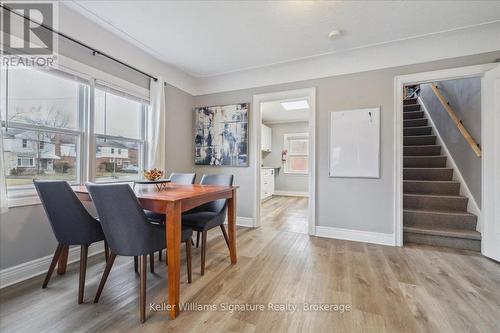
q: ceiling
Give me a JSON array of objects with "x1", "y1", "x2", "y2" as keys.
[
  {"x1": 262, "y1": 100, "x2": 309, "y2": 124},
  {"x1": 67, "y1": 1, "x2": 500, "y2": 78}
]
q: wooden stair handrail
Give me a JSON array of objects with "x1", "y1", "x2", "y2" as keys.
[{"x1": 430, "y1": 83, "x2": 481, "y2": 157}]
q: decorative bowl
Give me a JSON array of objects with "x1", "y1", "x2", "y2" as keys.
[{"x1": 143, "y1": 168, "x2": 164, "y2": 181}]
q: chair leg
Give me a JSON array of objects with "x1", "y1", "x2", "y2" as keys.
[
  {"x1": 134, "y1": 256, "x2": 138, "y2": 273},
  {"x1": 158, "y1": 249, "x2": 162, "y2": 261},
  {"x1": 78, "y1": 244, "x2": 89, "y2": 304},
  {"x1": 104, "y1": 240, "x2": 109, "y2": 262},
  {"x1": 42, "y1": 243, "x2": 64, "y2": 288},
  {"x1": 94, "y1": 253, "x2": 117, "y2": 303},
  {"x1": 201, "y1": 231, "x2": 207, "y2": 276},
  {"x1": 220, "y1": 225, "x2": 230, "y2": 250},
  {"x1": 139, "y1": 254, "x2": 147, "y2": 323},
  {"x1": 57, "y1": 245, "x2": 69, "y2": 275},
  {"x1": 185, "y1": 241, "x2": 192, "y2": 284},
  {"x1": 196, "y1": 231, "x2": 200, "y2": 248},
  {"x1": 150, "y1": 253, "x2": 155, "y2": 273}
]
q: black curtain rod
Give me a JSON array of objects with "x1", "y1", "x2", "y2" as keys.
[{"x1": 1, "y1": 4, "x2": 159, "y2": 82}]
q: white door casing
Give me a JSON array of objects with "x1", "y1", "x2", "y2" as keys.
[{"x1": 481, "y1": 64, "x2": 500, "y2": 262}]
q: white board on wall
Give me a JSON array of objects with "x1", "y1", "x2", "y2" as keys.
[{"x1": 329, "y1": 107, "x2": 380, "y2": 178}]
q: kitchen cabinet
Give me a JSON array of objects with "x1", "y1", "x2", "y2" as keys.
[
  {"x1": 261, "y1": 124, "x2": 272, "y2": 152},
  {"x1": 261, "y1": 168, "x2": 275, "y2": 200}
]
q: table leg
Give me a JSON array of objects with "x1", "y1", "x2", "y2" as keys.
[
  {"x1": 228, "y1": 189, "x2": 237, "y2": 264},
  {"x1": 57, "y1": 245, "x2": 69, "y2": 275},
  {"x1": 166, "y1": 201, "x2": 182, "y2": 319}
]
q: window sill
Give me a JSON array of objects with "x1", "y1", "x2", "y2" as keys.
[{"x1": 8, "y1": 196, "x2": 41, "y2": 208}]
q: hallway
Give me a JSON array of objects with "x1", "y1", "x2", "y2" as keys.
[{"x1": 261, "y1": 196, "x2": 308, "y2": 234}]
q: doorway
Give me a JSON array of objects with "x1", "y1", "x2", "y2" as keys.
[
  {"x1": 394, "y1": 63, "x2": 500, "y2": 261},
  {"x1": 253, "y1": 88, "x2": 316, "y2": 235}
]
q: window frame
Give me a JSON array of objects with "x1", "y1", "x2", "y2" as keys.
[
  {"x1": 283, "y1": 132, "x2": 309, "y2": 175},
  {"x1": 1, "y1": 64, "x2": 150, "y2": 206},
  {"x1": 92, "y1": 85, "x2": 148, "y2": 184}
]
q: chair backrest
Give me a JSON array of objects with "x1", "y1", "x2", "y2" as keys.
[
  {"x1": 198, "y1": 174, "x2": 234, "y2": 213},
  {"x1": 169, "y1": 172, "x2": 196, "y2": 184},
  {"x1": 86, "y1": 183, "x2": 163, "y2": 256},
  {"x1": 33, "y1": 180, "x2": 104, "y2": 245}
]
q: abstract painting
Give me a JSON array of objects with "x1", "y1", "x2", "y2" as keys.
[{"x1": 194, "y1": 103, "x2": 249, "y2": 166}]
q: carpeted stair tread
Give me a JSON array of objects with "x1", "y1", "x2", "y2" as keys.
[
  {"x1": 404, "y1": 135, "x2": 437, "y2": 145},
  {"x1": 403, "y1": 145, "x2": 441, "y2": 156},
  {"x1": 404, "y1": 111, "x2": 424, "y2": 119},
  {"x1": 404, "y1": 207, "x2": 475, "y2": 217},
  {"x1": 403, "y1": 104, "x2": 421, "y2": 112},
  {"x1": 404, "y1": 208, "x2": 478, "y2": 230},
  {"x1": 403, "y1": 156, "x2": 447, "y2": 168},
  {"x1": 404, "y1": 225, "x2": 481, "y2": 240},
  {"x1": 403, "y1": 179, "x2": 460, "y2": 195},
  {"x1": 404, "y1": 126, "x2": 432, "y2": 136},
  {"x1": 404, "y1": 118, "x2": 428, "y2": 127},
  {"x1": 403, "y1": 98, "x2": 418, "y2": 105},
  {"x1": 403, "y1": 167, "x2": 453, "y2": 181},
  {"x1": 404, "y1": 193, "x2": 468, "y2": 211}
]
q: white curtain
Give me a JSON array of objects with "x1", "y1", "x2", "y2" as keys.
[
  {"x1": 0, "y1": 128, "x2": 8, "y2": 213},
  {"x1": 146, "y1": 76, "x2": 166, "y2": 172}
]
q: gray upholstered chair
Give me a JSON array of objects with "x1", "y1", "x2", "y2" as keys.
[
  {"x1": 87, "y1": 183, "x2": 192, "y2": 323},
  {"x1": 182, "y1": 174, "x2": 234, "y2": 275},
  {"x1": 145, "y1": 172, "x2": 196, "y2": 260},
  {"x1": 34, "y1": 180, "x2": 108, "y2": 304}
]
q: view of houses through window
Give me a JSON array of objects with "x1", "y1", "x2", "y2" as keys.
[{"x1": 1, "y1": 66, "x2": 148, "y2": 197}]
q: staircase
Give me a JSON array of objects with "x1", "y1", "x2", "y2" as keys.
[{"x1": 402, "y1": 97, "x2": 481, "y2": 251}]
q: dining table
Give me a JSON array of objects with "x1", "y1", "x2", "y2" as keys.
[{"x1": 65, "y1": 182, "x2": 238, "y2": 319}]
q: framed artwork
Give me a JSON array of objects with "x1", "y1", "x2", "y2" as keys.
[{"x1": 194, "y1": 103, "x2": 249, "y2": 166}]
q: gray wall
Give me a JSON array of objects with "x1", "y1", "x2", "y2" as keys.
[
  {"x1": 194, "y1": 51, "x2": 500, "y2": 234},
  {"x1": 420, "y1": 78, "x2": 482, "y2": 206},
  {"x1": 165, "y1": 84, "x2": 196, "y2": 174},
  {"x1": 262, "y1": 122, "x2": 309, "y2": 193}
]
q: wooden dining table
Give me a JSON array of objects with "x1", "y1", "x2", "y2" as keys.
[{"x1": 66, "y1": 183, "x2": 238, "y2": 319}]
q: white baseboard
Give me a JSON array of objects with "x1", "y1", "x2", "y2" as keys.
[
  {"x1": 418, "y1": 97, "x2": 482, "y2": 232},
  {"x1": 273, "y1": 190, "x2": 309, "y2": 197},
  {"x1": 236, "y1": 216, "x2": 256, "y2": 227},
  {"x1": 224, "y1": 216, "x2": 255, "y2": 228},
  {"x1": 0, "y1": 242, "x2": 105, "y2": 290},
  {"x1": 315, "y1": 226, "x2": 395, "y2": 246}
]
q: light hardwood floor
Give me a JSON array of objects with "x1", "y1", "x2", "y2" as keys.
[
  {"x1": 1, "y1": 197, "x2": 499, "y2": 332},
  {"x1": 261, "y1": 196, "x2": 308, "y2": 234}
]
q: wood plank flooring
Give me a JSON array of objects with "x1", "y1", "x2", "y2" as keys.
[
  {"x1": 1, "y1": 197, "x2": 499, "y2": 332},
  {"x1": 261, "y1": 196, "x2": 308, "y2": 234}
]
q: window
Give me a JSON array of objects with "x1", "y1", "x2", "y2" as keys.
[
  {"x1": 284, "y1": 133, "x2": 309, "y2": 174},
  {"x1": 17, "y1": 157, "x2": 34, "y2": 167},
  {"x1": 1, "y1": 65, "x2": 150, "y2": 202},
  {"x1": 94, "y1": 87, "x2": 146, "y2": 182},
  {"x1": 1, "y1": 68, "x2": 85, "y2": 194}
]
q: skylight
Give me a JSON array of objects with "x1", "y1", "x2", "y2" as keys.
[{"x1": 280, "y1": 100, "x2": 309, "y2": 111}]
